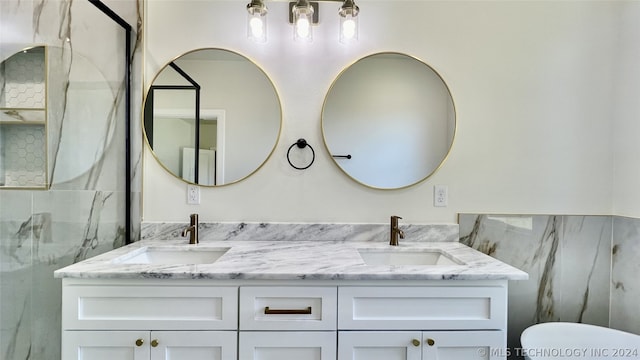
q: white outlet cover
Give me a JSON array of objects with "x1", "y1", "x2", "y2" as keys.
[
  {"x1": 434, "y1": 185, "x2": 448, "y2": 207},
  {"x1": 187, "y1": 185, "x2": 200, "y2": 205}
]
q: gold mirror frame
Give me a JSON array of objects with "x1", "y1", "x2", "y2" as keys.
[
  {"x1": 142, "y1": 48, "x2": 283, "y2": 187},
  {"x1": 321, "y1": 52, "x2": 456, "y2": 190}
]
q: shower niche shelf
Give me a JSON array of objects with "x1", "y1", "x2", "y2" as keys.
[{"x1": 0, "y1": 46, "x2": 48, "y2": 188}]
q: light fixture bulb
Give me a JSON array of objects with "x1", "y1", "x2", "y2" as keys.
[
  {"x1": 250, "y1": 17, "x2": 265, "y2": 38},
  {"x1": 339, "y1": 0, "x2": 359, "y2": 43},
  {"x1": 341, "y1": 18, "x2": 356, "y2": 40},
  {"x1": 247, "y1": 0, "x2": 268, "y2": 43},
  {"x1": 292, "y1": 0, "x2": 314, "y2": 42},
  {"x1": 296, "y1": 18, "x2": 311, "y2": 38}
]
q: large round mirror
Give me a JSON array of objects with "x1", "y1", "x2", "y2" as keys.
[
  {"x1": 322, "y1": 52, "x2": 456, "y2": 189},
  {"x1": 143, "y1": 48, "x2": 281, "y2": 186},
  {"x1": 1, "y1": 45, "x2": 117, "y2": 187}
]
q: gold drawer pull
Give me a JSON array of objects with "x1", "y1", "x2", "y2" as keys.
[
  {"x1": 135, "y1": 339, "x2": 144, "y2": 347},
  {"x1": 151, "y1": 339, "x2": 159, "y2": 348},
  {"x1": 426, "y1": 338, "x2": 435, "y2": 346},
  {"x1": 264, "y1": 306, "x2": 312, "y2": 315},
  {"x1": 412, "y1": 339, "x2": 421, "y2": 347}
]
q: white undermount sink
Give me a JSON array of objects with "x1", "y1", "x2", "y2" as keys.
[
  {"x1": 112, "y1": 247, "x2": 230, "y2": 265},
  {"x1": 357, "y1": 249, "x2": 465, "y2": 266}
]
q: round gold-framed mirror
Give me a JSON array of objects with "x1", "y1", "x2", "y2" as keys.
[
  {"x1": 322, "y1": 52, "x2": 456, "y2": 189},
  {"x1": 143, "y1": 48, "x2": 282, "y2": 186}
]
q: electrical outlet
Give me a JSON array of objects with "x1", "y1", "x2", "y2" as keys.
[
  {"x1": 187, "y1": 185, "x2": 200, "y2": 205},
  {"x1": 434, "y1": 185, "x2": 448, "y2": 207}
]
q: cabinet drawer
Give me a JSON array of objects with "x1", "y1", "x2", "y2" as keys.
[
  {"x1": 62, "y1": 285, "x2": 238, "y2": 330},
  {"x1": 239, "y1": 331, "x2": 336, "y2": 360},
  {"x1": 239, "y1": 286, "x2": 337, "y2": 330},
  {"x1": 338, "y1": 286, "x2": 506, "y2": 330}
]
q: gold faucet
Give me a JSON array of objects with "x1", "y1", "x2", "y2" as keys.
[
  {"x1": 182, "y1": 213, "x2": 199, "y2": 244},
  {"x1": 390, "y1": 215, "x2": 405, "y2": 246}
]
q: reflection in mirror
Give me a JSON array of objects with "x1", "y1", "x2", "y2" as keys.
[
  {"x1": 50, "y1": 46, "x2": 117, "y2": 184},
  {"x1": 144, "y1": 48, "x2": 281, "y2": 186},
  {"x1": 1, "y1": 43, "x2": 122, "y2": 188},
  {"x1": 0, "y1": 46, "x2": 47, "y2": 188},
  {"x1": 322, "y1": 52, "x2": 455, "y2": 189}
]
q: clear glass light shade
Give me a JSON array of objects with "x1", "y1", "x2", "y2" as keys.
[
  {"x1": 339, "y1": 1, "x2": 359, "y2": 44},
  {"x1": 247, "y1": 1, "x2": 267, "y2": 43},
  {"x1": 340, "y1": 14, "x2": 358, "y2": 43},
  {"x1": 248, "y1": 12, "x2": 267, "y2": 42},
  {"x1": 293, "y1": 3, "x2": 314, "y2": 42}
]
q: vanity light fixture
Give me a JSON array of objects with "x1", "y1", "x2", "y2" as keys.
[
  {"x1": 246, "y1": 0, "x2": 359, "y2": 44},
  {"x1": 247, "y1": 0, "x2": 268, "y2": 43}
]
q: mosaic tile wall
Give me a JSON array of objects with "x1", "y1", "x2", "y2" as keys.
[
  {"x1": 1, "y1": 48, "x2": 47, "y2": 187},
  {"x1": 0, "y1": 125, "x2": 46, "y2": 186},
  {"x1": 0, "y1": 48, "x2": 45, "y2": 108}
]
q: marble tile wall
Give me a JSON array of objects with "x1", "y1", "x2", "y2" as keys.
[
  {"x1": 610, "y1": 216, "x2": 640, "y2": 335},
  {"x1": 141, "y1": 221, "x2": 460, "y2": 243},
  {"x1": 0, "y1": 1, "x2": 142, "y2": 359},
  {"x1": 459, "y1": 214, "x2": 640, "y2": 359}
]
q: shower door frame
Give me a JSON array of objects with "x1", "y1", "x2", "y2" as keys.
[{"x1": 88, "y1": 0, "x2": 134, "y2": 244}]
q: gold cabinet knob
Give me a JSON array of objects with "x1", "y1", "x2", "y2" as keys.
[
  {"x1": 412, "y1": 339, "x2": 421, "y2": 347},
  {"x1": 426, "y1": 338, "x2": 435, "y2": 346},
  {"x1": 135, "y1": 339, "x2": 144, "y2": 347},
  {"x1": 151, "y1": 339, "x2": 159, "y2": 347}
]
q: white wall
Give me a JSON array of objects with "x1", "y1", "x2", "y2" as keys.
[
  {"x1": 612, "y1": 1, "x2": 640, "y2": 218},
  {"x1": 143, "y1": 0, "x2": 639, "y2": 223}
]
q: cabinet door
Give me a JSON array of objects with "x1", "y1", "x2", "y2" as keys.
[
  {"x1": 422, "y1": 331, "x2": 505, "y2": 360},
  {"x1": 62, "y1": 331, "x2": 150, "y2": 360},
  {"x1": 338, "y1": 331, "x2": 422, "y2": 360},
  {"x1": 151, "y1": 331, "x2": 237, "y2": 360},
  {"x1": 239, "y1": 331, "x2": 336, "y2": 360}
]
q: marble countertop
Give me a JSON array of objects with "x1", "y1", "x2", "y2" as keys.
[{"x1": 54, "y1": 239, "x2": 528, "y2": 281}]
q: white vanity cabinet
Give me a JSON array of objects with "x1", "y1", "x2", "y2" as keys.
[{"x1": 61, "y1": 280, "x2": 510, "y2": 360}]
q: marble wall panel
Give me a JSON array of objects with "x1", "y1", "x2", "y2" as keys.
[
  {"x1": 0, "y1": 265, "x2": 32, "y2": 360},
  {"x1": 559, "y1": 216, "x2": 611, "y2": 326},
  {"x1": 0, "y1": 191, "x2": 34, "y2": 360},
  {"x1": 611, "y1": 216, "x2": 640, "y2": 335},
  {"x1": 141, "y1": 222, "x2": 460, "y2": 243},
  {"x1": 49, "y1": 0, "x2": 127, "y2": 190},
  {"x1": 459, "y1": 214, "x2": 613, "y2": 358},
  {"x1": 460, "y1": 214, "x2": 560, "y2": 355},
  {"x1": 29, "y1": 190, "x2": 126, "y2": 358}
]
